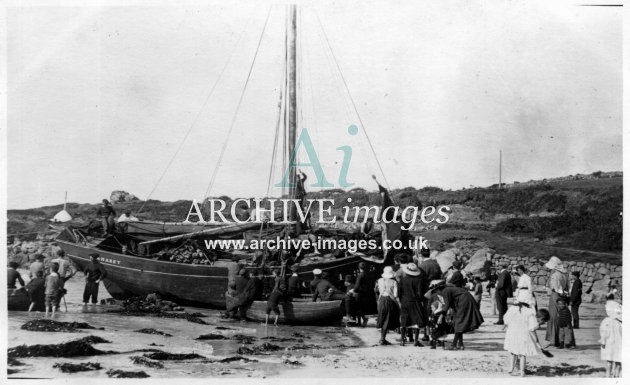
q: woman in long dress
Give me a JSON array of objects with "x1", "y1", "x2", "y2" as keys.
[
  {"x1": 544, "y1": 256, "x2": 569, "y2": 347},
  {"x1": 442, "y1": 274, "x2": 484, "y2": 350},
  {"x1": 375, "y1": 266, "x2": 400, "y2": 345},
  {"x1": 398, "y1": 263, "x2": 427, "y2": 346}
]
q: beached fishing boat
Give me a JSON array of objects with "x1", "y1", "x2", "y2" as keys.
[
  {"x1": 225, "y1": 292, "x2": 343, "y2": 325},
  {"x1": 57, "y1": 5, "x2": 408, "y2": 309}
]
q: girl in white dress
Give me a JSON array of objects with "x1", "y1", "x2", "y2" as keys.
[
  {"x1": 504, "y1": 290, "x2": 546, "y2": 376},
  {"x1": 600, "y1": 299, "x2": 622, "y2": 377}
]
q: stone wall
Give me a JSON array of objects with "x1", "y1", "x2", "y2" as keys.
[{"x1": 490, "y1": 253, "x2": 622, "y2": 303}]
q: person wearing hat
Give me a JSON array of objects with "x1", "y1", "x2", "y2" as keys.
[
  {"x1": 310, "y1": 268, "x2": 323, "y2": 294},
  {"x1": 82, "y1": 253, "x2": 108, "y2": 306},
  {"x1": 543, "y1": 256, "x2": 568, "y2": 347},
  {"x1": 424, "y1": 279, "x2": 450, "y2": 349},
  {"x1": 599, "y1": 299, "x2": 622, "y2": 377},
  {"x1": 447, "y1": 261, "x2": 464, "y2": 288},
  {"x1": 569, "y1": 271, "x2": 583, "y2": 329},
  {"x1": 96, "y1": 199, "x2": 117, "y2": 235},
  {"x1": 287, "y1": 264, "x2": 301, "y2": 298},
  {"x1": 374, "y1": 266, "x2": 401, "y2": 345},
  {"x1": 312, "y1": 272, "x2": 345, "y2": 302},
  {"x1": 398, "y1": 263, "x2": 427, "y2": 346},
  {"x1": 494, "y1": 262, "x2": 513, "y2": 325},
  {"x1": 346, "y1": 261, "x2": 370, "y2": 327},
  {"x1": 441, "y1": 278, "x2": 484, "y2": 350},
  {"x1": 29, "y1": 254, "x2": 46, "y2": 280},
  {"x1": 503, "y1": 289, "x2": 546, "y2": 377}
]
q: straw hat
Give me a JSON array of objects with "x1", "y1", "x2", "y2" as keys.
[
  {"x1": 544, "y1": 256, "x2": 566, "y2": 273},
  {"x1": 381, "y1": 266, "x2": 395, "y2": 279},
  {"x1": 402, "y1": 263, "x2": 421, "y2": 276}
]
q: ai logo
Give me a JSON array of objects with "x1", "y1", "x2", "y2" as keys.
[{"x1": 275, "y1": 125, "x2": 358, "y2": 188}]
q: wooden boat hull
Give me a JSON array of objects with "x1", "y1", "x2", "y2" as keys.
[
  {"x1": 57, "y1": 237, "x2": 238, "y2": 309},
  {"x1": 121, "y1": 221, "x2": 222, "y2": 237},
  {"x1": 225, "y1": 292, "x2": 343, "y2": 325}
]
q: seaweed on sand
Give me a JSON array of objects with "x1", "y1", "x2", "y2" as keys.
[
  {"x1": 7, "y1": 357, "x2": 25, "y2": 366},
  {"x1": 195, "y1": 333, "x2": 228, "y2": 340},
  {"x1": 106, "y1": 369, "x2": 150, "y2": 378},
  {"x1": 142, "y1": 350, "x2": 205, "y2": 360},
  {"x1": 8, "y1": 336, "x2": 112, "y2": 358},
  {"x1": 135, "y1": 328, "x2": 172, "y2": 337},
  {"x1": 236, "y1": 343, "x2": 283, "y2": 355},
  {"x1": 21, "y1": 319, "x2": 101, "y2": 332},
  {"x1": 216, "y1": 356, "x2": 258, "y2": 363},
  {"x1": 130, "y1": 356, "x2": 165, "y2": 369},
  {"x1": 231, "y1": 334, "x2": 256, "y2": 344},
  {"x1": 53, "y1": 362, "x2": 102, "y2": 373}
]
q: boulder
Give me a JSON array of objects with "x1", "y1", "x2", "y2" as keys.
[
  {"x1": 110, "y1": 190, "x2": 139, "y2": 203},
  {"x1": 463, "y1": 248, "x2": 493, "y2": 278},
  {"x1": 598, "y1": 267, "x2": 610, "y2": 276},
  {"x1": 435, "y1": 250, "x2": 457, "y2": 273}
]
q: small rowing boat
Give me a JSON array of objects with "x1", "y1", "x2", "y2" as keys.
[{"x1": 225, "y1": 292, "x2": 344, "y2": 325}]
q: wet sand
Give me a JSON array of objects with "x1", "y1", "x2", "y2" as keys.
[{"x1": 8, "y1": 270, "x2": 608, "y2": 378}]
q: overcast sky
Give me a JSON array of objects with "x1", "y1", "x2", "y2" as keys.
[{"x1": 6, "y1": 0, "x2": 622, "y2": 209}]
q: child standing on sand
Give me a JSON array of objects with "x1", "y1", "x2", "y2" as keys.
[
  {"x1": 503, "y1": 290, "x2": 550, "y2": 376},
  {"x1": 599, "y1": 299, "x2": 622, "y2": 377}
]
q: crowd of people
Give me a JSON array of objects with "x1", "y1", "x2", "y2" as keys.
[
  {"x1": 221, "y1": 249, "x2": 622, "y2": 377},
  {"x1": 7, "y1": 251, "x2": 109, "y2": 316}
]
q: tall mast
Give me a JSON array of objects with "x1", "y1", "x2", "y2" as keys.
[
  {"x1": 287, "y1": 4, "x2": 298, "y2": 221},
  {"x1": 499, "y1": 150, "x2": 502, "y2": 189}
]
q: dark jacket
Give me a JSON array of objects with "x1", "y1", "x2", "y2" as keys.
[
  {"x1": 495, "y1": 270, "x2": 513, "y2": 297},
  {"x1": 419, "y1": 259, "x2": 442, "y2": 281},
  {"x1": 312, "y1": 279, "x2": 343, "y2": 302},
  {"x1": 26, "y1": 277, "x2": 45, "y2": 304},
  {"x1": 570, "y1": 278, "x2": 583, "y2": 304},
  {"x1": 7, "y1": 268, "x2": 25, "y2": 289},
  {"x1": 558, "y1": 307, "x2": 572, "y2": 328},
  {"x1": 352, "y1": 271, "x2": 370, "y2": 294},
  {"x1": 442, "y1": 284, "x2": 484, "y2": 333},
  {"x1": 288, "y1": 274, "x2": 300, "y2": 297},
  {"x1": 84, "y1": 261, "x2": 108, "y2": 282},
  {"x1": 235, "y1": 276, "x2": 249, "y2": 295},
  {"x1": 97, "y1": 204, "x2": 116, "y2": 218},
  {"x1": 398, "y1": 274, "x2": 425, "y2": 304}
]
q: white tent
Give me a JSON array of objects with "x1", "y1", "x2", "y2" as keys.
[
  {"x1": 52, "y1": 209, "x2": 72, "y2": 222},
  {"x1": 51, "y1": 191, "x2": 72, "y2": 222}
]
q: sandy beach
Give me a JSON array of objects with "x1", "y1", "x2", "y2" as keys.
[{"x1": 8, "y1": 270, "x2": 608, "y2": 379}]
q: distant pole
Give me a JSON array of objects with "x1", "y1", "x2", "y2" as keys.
[{"x1": 499, "y1": 150, "x2": 503, "y2": 188}]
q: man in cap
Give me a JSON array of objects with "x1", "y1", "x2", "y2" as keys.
[
  {"x1": 494, "y1": 262, "x2": 513, "y2": 325},
  {"x1": 287, "y1": 264, "x2": 301, "y2": 298},
  {"x1": 29, "y1": 254, "x2": 46, "y2": 279},
  {"x1": 310, "y1": 268, "x2": 323, "y2": 294},
  {"x1": 82, "y1": 253, "x2": 108, "y2": 306},
  {"x1": 346, "y1": 261, "x2": 370, "y2": 326},
  {"x1": 96, "y1": 199, "x2": 116, "y2": 235},
  {"x1": 312, "y1": 271, "x2": 345, "y2": 302}
]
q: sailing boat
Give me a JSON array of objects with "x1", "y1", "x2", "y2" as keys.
[{"x1": 57, "y1": 5, "x2": 409, "y2": 310}]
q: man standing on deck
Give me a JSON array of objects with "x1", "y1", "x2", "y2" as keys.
[
  {"x1": 97, "y1": 199, "x2": 116, "y2": 235},
  {"x1": 83, "y1": 253, "x2": 108, "y2": 306}
]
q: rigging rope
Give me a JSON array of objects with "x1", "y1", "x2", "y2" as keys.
[
  {"x1": 136, "y1": 23, "x2": 249, "y2": 215},
  {"x1": 204, "y1": 6, "x2": 274, "y2": 199},
  {"x1": 314, "y1": 9, "x2": 391, "y2": 190}
]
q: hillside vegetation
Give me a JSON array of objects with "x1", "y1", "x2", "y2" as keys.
[{"x1": 8, "y1": 173, "x2": 622, "y2": 254}]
